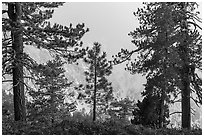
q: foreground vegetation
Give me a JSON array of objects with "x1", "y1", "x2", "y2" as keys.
[{"x1": 2, "y1": 116, "x2": 202, "y2": 135}]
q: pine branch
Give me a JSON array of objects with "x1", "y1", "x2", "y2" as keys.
[
  {"x1": 2, "y1": 79, "x2": 13, "y2": 83},
  {"x1": 190, "y1": 96, "x2": 200, "y2": 107},
  {"x1": 112, "y1": 48, "x2": 142, "y2": 65},
  {"x1": 169, "y1": 111, "x2": 182, "y2": 116},
  {"x1": 2, "y1": 10, "x2": 8, "y2": 14},
  {"x1": 188, "y1": 21, "x2": 202, "y2": 30}
]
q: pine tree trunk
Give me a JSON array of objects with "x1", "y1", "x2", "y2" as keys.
[
  {"x1": 179, "y1": 45, "x2": 191, "y2": 129},
  {"x1": 181, "y1": 66, "x2": 191, "y2": 129},
  {"x1": 180, "y1": 10, "x2": 191, "y2": 129},
  {"x1": 179, "y1": 33, "x2": 191, "y2": 129},
  {"x1": 179, "y1": 3, "x2": 191, "y2": 129},
  {"x1": 93, "y1": 53, "x2": 97, "y2": 122},
  {"x1": 93, "y1": 81, "x2": 96, "y2": 121},
  {"x1": 8, "y1": 3, "x2": 26, "y2": 121}
]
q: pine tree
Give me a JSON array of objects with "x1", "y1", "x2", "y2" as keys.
[
  {"x1": 4, "y1": 3, "x2": 27, "y2": 121},
  {"x1": 83, "y1": 42, "x2": 113, "y2": 121},
  {"x1": 27, "y1": 55, "x2": 72, "y2": 125},
  {"x1": 173, "y1": 3, "x2": 202, "y2": 129},
  {"x1": 131, "y1": 94, "x2": 170, "y2": 128},
  {"x1": 113, "y1": 2, "x2": 201, "y2": 129},
  {"x1": 2, "y1": 2, "x2": 88, "y2": 121}
]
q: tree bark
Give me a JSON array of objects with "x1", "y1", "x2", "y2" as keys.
[
  {"x1": 181, "y1": 66, "x2": 191, "y2": 129},
  {"x1": 8, "y1": 3, "x2": 26, "y2": 121},
  {"x1": 179, "y1": 32, "x2": 191, "y2": 129}
]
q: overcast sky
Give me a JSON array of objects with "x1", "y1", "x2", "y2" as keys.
[{"x1": 49, "y1": 2, "x2": 143, "y2": 58}]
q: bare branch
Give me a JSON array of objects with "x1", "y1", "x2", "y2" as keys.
[
  {"x1": 170, "y1": 92, "x2": 181, "y2": 104},
  {"x1": 188, "y1": 21, "x2": 202, "y2": 30},
  {"x1": 190, "y1": 96, "x2": 200, "y2": 107},
  {"x1": 113, "y1": 48, "x2": 141, "y2": 65},
  {"x1": 191, "y1": 107, "x2": 196, "y2": 115},
  {"x1": 2, "y1": 79, "x2": 13, "y2": 83},
  {"x1": 170, "y1": 111, "x2": 182, "y2": 116},
  {"x1": 2, "y1": 10, "x2": 8, "y2": 14}
]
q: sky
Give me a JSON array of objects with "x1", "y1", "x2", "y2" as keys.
[
  {"x1": 49, "y1": 2, "x2": 146, "y2": 98},
  {"x1": 49, "y1": 2, "x2": 142, "y2": 58}
]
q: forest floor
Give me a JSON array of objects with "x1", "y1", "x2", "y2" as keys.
[{"x1": 2, "y1": 118, "x2": 202, "y2": 135}]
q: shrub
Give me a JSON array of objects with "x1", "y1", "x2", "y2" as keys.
[{"x1": 2, "y1": 115, "x2": 202, "y2": 135}]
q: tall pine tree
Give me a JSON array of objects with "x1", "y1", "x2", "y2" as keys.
[
  {"x1": 2, "y1": 2, "x2": 88, "y2": 121},
  {"x1": 113, "y1": 2, "x2": 201, "y2": 129},
  {"x1": 83, "y1": 42, "x2": 113, "y2": 121}
]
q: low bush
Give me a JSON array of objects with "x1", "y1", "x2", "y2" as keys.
[{"x1": 2, "y1": 117, "x2": 202, "y2": 135}]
